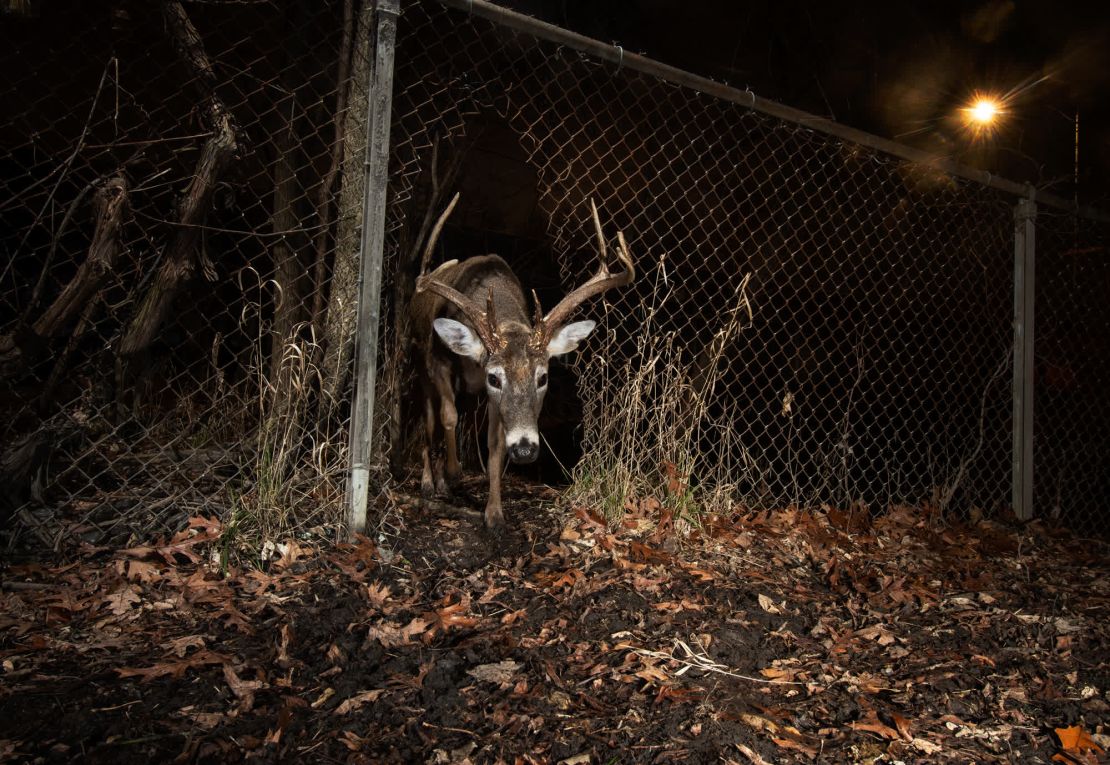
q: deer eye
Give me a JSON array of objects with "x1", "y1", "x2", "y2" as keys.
[
  {"x1": 536, "y1": 372, "x2": 548, "y2": 389},
  {"x1": 487, "y1": 373, "x2": 502, "y2": 390}
]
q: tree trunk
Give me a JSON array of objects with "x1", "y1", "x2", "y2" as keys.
[
  {"x1": 268, "y1": 100, "x2": 304, "y2": 384},
  {"x1": 321, "y1": 0, "x2": 374, "y2": 411},
  {"x1": 116, "y1": 2, "x2": 238, "y2": 359},
  {"x1": 34, "y1": 177, "x2": 129, "y2": 338},
  {"x1": 0, "y1": 176, "x2": 128, "y2": 381},
  {"x1": 311, "y1": 0, "x2": 355, "y2": 330}
]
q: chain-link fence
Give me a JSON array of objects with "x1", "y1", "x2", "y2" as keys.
[
  {"x1": 2, "y1": 0, "x2": 1108, "y2": 547},
  {"x1": 1, "y1": 1, "x2": 365, "y2": 546},
  {"x1": 377, "y1": 0, "x2": 1108, "y2": 535},
  {"x1": 1033, "y1": 212, "x2": 1110, "y2": 530}
]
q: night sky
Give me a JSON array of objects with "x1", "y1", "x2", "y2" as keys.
[{"x1": 502, "y1": 0, "x2": 1110, "y2": 205}]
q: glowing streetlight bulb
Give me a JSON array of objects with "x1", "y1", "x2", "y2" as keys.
[{"x1": 969, "y1": 98, "x2": 999, "y2": 124}]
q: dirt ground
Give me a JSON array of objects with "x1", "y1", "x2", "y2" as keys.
[{"x1": 1, "y1": 476, "x2": 1108, "y2": 764}]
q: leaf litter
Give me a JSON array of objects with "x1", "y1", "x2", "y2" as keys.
[{"x1": 0, "y1": 475, "x2": 1108, "y2": 763}]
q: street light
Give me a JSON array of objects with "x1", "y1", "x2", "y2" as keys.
[
  {"x1": 961, "y1": 92, "x2": 1005, "y2": 138},
  {"x1": 969, "y1": 98, "x2": 1000, "y2": 125}
]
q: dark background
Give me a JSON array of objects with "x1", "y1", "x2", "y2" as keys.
[{"x1": 499, "y1": 0, "x2": 1110, "y2": 206}]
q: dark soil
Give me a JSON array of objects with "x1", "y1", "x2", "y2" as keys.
[{"x1": 1, "y1": 476, "x2": 1108, "y2": 763}]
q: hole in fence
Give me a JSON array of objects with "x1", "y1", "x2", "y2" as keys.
[{"x1": 399, "y1": 115, "x2": 587, "y2": 486}]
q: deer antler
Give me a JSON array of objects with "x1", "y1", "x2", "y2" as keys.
[
  {"x1": 530, "y1": 199, "x2": 635, "y2": 351},
  {"x1": 416, "y1": 193, "x2": 505, "y2": 352}
]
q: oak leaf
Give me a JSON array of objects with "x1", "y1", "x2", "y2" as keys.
[{"x1": 1056, "y1": 725, "x2": 1104, "y2": 754}]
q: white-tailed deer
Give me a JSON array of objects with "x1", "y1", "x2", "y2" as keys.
[{"x1": 411, "y1": 195, "x2": 634, "y2": 528}]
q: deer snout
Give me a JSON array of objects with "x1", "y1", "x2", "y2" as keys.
[{"x1": 505, "y1": 428, "x2": 540, "y2": 464}]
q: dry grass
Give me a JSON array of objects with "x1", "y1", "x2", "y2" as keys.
[
  {"x1": 225, "y1": 278, "x2": 351, "y2": 557},
  {"x1": 565, "y1": 263, "x2": 753, "y2": 525}
]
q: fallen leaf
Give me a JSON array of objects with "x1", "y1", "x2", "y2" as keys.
[
  {"x1": 368, "y1": 616, "x2": 430, "y2": 647},
  {"x1": 365, "y1": 581, "x2": 391, "y2": 607},
  {"x1": 340, "y1": 730, "x2": 370, "y2": 750},
  {"x1": 1056, "y1": 725, "x2": 1105, "y2": 754},
  {"x1": 849, "y1": 711, "x2": 900, "y2": 740},
  {"x1": 117, "y1": 650, "x2": 228, "y2": 681},
  {"x1": 163, "y1": 635, "x2": 206, "y2": 658},
  {"x1": 740, "y1": 713, "x2": 779, "y2": 734},
  {"x1": 757, "y1": 594, "x2": 782, "y2": 614},
  {"x1": 311, "y1": 687, "x2": 335, "y2": 709},
  {"x1": 334, "y1": 689, "x2": 385, "y2": 715},
  {"x1": 467, "y1": 660, "x2": 522, "y2": 685},
  {"x1": 423, "y1": 598, "x2": 479, "y2": 643},
  {"x1": 891, "y1": 712, "x2": 914, "y2": 741},
  {"x1": 115, "y1": 559, "x2": 162, "y2": 584},
  {"x1": 223, "y1": 664, "x2": 266, "y2": 712},
  {"x1": 104, "y1": 586, "x2": 141, "y2": 616},
  {"x1": 772, "y1": 736, "x2": 818, "y2": 757},
  {"x1": 734, "y1": 743, "x2": 773, "y2": 765},
  {"x1": 558, "y1": 754, "x2": 591, "y2": 765}
]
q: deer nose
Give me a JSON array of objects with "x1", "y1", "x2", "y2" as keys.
[{"x1": 508, "y1": 438, "x2": 539, "y2": 464}]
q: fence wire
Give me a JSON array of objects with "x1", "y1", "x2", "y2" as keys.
[
  {"x1": 1, "y1": 1, "x2": 365, "y2": 546},
  {"x1": 1033, "y1": 213, "x2": 1110, "y2": 532},
  {"x1": 382, "y1": 1, "x2": 1026, "y2": 526},
  {"x1": 1, "y1": 0, "x2": 1107, "y2": 546}
]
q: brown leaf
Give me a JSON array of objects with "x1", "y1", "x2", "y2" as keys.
[
  {"x1": 684, "y1": 566, "x2": 716, "y2": 582},
  {"x1": 163, "y1": 635, "x2": 206, "y2": 658},
  {"x1": 467, "y1": 660, "x2": 521, "y2": 685},
  {"x1": 265, "y1": 705, "x2": 292, "y2": 745},
  {"x1": 423, "y1": 598, "x2": 479, "y2": 643},
  {"x1": 271, "y1": 539, "x2": 311, "y2": 570},
  {"x1": 629, "y1": 542, "x2": 671, "y2": 565},
  {"x1": 891, "y1": 713, "x2": 914, "y2": 741},
  {"x1": 771, "y1": 736, "x2": 818, "y2": 757},
  {"x1": 537, "y1": 568, "x2": 584, "y2": 591},
  {"x1": 757, "y1": 594, "x2": 782, "y2": 614},
  {"x1": 117, "y1": 650, "x2": 228, "y2": 681},
  {"x1": 739, "y1": 713, "x2": 779, "y2": 734},
  {"x1": 334, "y1": 689, "x2": 385, "y2": 715},
  {"x1": 122, "y1": 516, "x2": 222, "y2": 565},
  {"x1": 634, "y1": 663, "x2": 670, "y2": 685},
  {"x1": 848, "y1": 711, "x2": 900, "y2": 740},
  {"x1": 223, "y1": 664, "x2": 266, "y2": 712},
  {"x1": 115, "y1": 559, "x2": 162, "y2": 584},
  {"x1": 1056, "y1": 725, "x2": 1105, "y2": 754},
  {"x1": 216, "y1": 602, "x2": 252, "y2": 633},
  {"x1": 104, "y1": 585, "x2": 141, "y2": 616},
  {"x1": 368, "y1": 616, "x2": 431, "y2": 648},
  {"x1": 500, "y1": 608, "x2": 527, "y2": 625},
  {"x1": 276, "y1": 624, "x2": 292, "y2": 666},
  {"x1": 759, "y1": 667, "x2": 799, "y2": 682},
  {"x1": 573, "y1": 505, "x2": 607, "y2": 529},
  {"x1": 365, "y1": 581, "x2": 391, "y2": 608}
]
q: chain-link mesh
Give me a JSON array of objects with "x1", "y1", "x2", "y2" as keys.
[
  {"x1": 1, "y1": 1, "x2": 365, "y2": 545},
  {"x1": 380, "y1": 1, "x2": 1034, "y2": 526},
  {"x1": 379, "y1": 1, "x2": 1110, "y2": 530},
  {"x1": 1033, "y1": 212, "x2": 1110, "y2": 535},
  {"x1": 3, "y1": 0, "x2": 1108, "y2": 545}
]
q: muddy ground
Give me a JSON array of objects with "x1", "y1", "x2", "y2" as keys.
[{"x1": 1, "y1": 476, "x2": 1108, "y2": 764}]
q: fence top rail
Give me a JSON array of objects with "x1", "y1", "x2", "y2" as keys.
[{"x1": 432, "y1": 0, "x2": 1110, "y2": 225}]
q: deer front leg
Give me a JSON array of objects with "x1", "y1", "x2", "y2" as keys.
[
  {"x1": 433, "y1": 371, "x2": 461, "y2": 490},
  {"x1": 420, "y1": 392, "x2": 436, "y2": 500},
  {"x1": 485, "y1": 405, "x2": 505, "y2": 529}
]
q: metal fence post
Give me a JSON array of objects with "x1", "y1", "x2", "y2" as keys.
[
  {"x1": 347, "y1": 0, "x2": 400, "y2": 535},
  {"x1": 1012, "y1": 194, "x2": 1036, "y2": 520}
]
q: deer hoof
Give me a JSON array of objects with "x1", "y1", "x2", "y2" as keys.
[
  {"x1": 434, "y1": 476, "x2": 454, "y2": 500},
  {"x1": 420, "y1": 478, "x2": 436, "y2": 500},
  {"x1": 484, "y1": 506, "x2": 504, "y2": 529}
]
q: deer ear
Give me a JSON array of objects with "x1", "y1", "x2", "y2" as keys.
[
  {"x1": 433, "y1": 318, "x2": 485, "y2": 361},
  {"x1": 546, "y1": 320, "x2": 596, "y2": 357}
]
